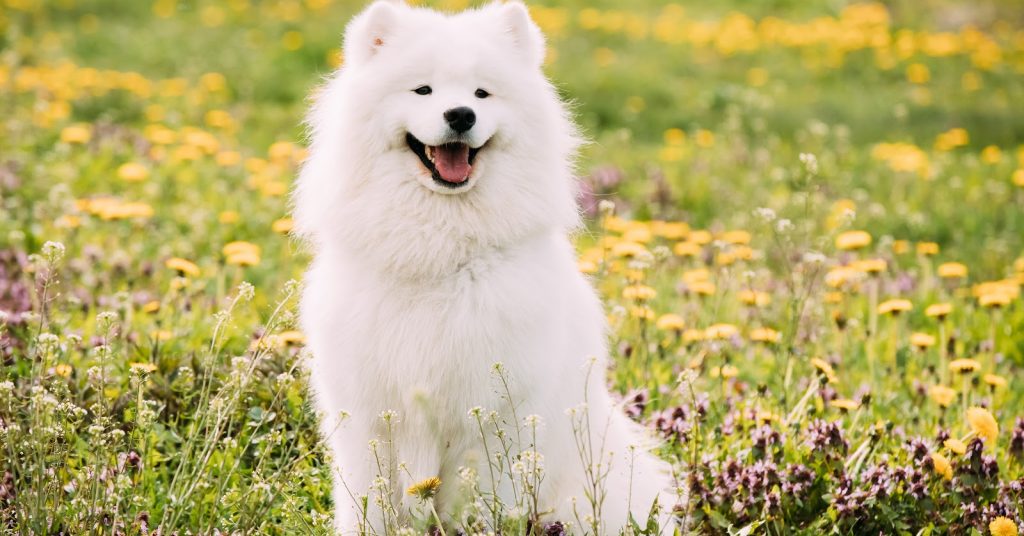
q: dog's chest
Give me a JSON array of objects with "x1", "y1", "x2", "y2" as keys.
[{"x1": 307, "y1": 241, "x2": 570, "y2": 418}]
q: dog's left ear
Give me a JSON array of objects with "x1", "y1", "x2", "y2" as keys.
[
  {"x1": 496, "y1": 1, "x2": 546, "y2": 68},
  {"x1": 343, "y1": 0, "x2": 403, "y2": 66}
]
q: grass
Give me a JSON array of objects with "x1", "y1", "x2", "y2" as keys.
[{"x1": 1, "y1": 0, "x2": 1024, "y2": 534}]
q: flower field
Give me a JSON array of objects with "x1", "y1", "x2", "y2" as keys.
[{"x1": 2, "y1": 0, "x2": 1024, "y2": 534}]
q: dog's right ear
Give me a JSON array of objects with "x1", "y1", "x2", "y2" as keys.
[{"x1": 343, "y1": 0, "x2": 402, "y2": 66}]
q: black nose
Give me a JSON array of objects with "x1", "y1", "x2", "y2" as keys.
[{"x1": 444, "y1": 106, "x2": 476, "y2": 133}]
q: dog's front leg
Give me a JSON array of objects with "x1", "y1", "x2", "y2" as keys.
[
  {"x1": 391, "y1": 416, "x2": 445, "y2": 530},
  {"x1": 325, "y1": 413, "x2": 402, "y2": 536}
]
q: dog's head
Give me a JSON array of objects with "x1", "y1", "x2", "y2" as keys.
[
  {"x1": 345, "y1": 0, "x2": 551, "y2": 194},
  {"x1": 295, "y1": 1, "x2": 581, "y2": 276}
]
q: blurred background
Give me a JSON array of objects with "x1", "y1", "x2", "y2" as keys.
[{"x1": 2, "y1": 0, "x2": 1024, "y2": 274}]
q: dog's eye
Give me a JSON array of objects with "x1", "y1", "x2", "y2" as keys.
[
  {"x1": 475, "y1": 88, "x2": 490, "y2": 99},
  {"x1": 413, "y1": 85, "x2": 432, "y2": 96}
]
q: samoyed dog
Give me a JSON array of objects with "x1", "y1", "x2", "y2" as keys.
[{"x1": 294, "y1": 1, "x2": 677, "y2": 533}]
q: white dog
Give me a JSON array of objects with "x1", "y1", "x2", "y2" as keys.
[{"x1": 294, "y1": 1, "x2": 677, "y2": 533}]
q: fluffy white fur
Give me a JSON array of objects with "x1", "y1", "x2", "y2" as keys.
[{"x1": 294, "y1": 1, "x2": 677, "y2": 533}]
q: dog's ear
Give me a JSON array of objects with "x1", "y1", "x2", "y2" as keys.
[
  {"x1": 343, "y1": 0, "x2": 402, "y2": 66},
  {"x1": 496, "y1": 1, "x2": 546, "y2": 68}
]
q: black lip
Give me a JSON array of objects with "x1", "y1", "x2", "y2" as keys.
[{"x1": 405, "y1": 132, "x2": 481, "y2": 188}]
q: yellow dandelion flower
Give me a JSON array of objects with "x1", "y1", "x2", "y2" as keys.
[
  {"x1": 910, "y1": 332, "x2": 936, "y2": 348},
  {"x1": 731, "y1": 245, "x2": 756, "y2": 261},
  {"x1": 981, "y1": 145, "x2": 1002, "y2": 164},
  {"x1": 721, "y1": 230, "x2": 751, "y2": 245},
  {"x1": 738, "y1": 290, "x2": 771, "y2": 307},
  {"x1": 720, "y1": 364, "x2": 739, "y2": 379},
  {"x1": 219, "y1": 211, "x2": 240, "y2": 224},
  {"x1": 695, "y1": 129, "x2": 714, "y2": 148},
  {"x1": 916, "y1": 242, "x2": 939, "y2": 256},
  {"x1": 929, "y1": 385, "x2": 957, "y2": 407},
  {"x1": 944, "y1": 438, "x2": 967, "y2": 455},
  {"x1": 623, "y1": 269, "x2": 645, "y2": 282},
  {"x1": 825, "y1": 266, "x2": 865, "y2": 288},
  {"x1": 622, "y1": 285, "x2": 657, "y2": 301},
  {"x1": 930, "y1": 452, "x2": 952, "y2": 480},
  {"x1": 810, "y1": 358, "x2": 837, "y2": 383},
  {"x1": 53, "y1": 364, "x2": 73, "y2": 378},
  {"x1": 673, "y1": 241, "x2": 701, "y2": 257},
  {"x1": 836, "y1": 230, "x2": 872, "y2": 251},
  {"x1": 260, "y1": 181, "x2": 288, "y2": 197},
  {"x1": 223, "y1": 241, "x2": 261, "y2": 257},
  {"x1": 925, "y1": 303, "x2": 953, "y2": 319},
  {"x1": 272, "y1": 218, "x2": 294, "y2": 234},
  {"x1": 663, "y1": 128, "x2": 686, "y2": 146},
  {"x1": 602, "y1": 216, "x2": 627, "y2": 233},
  {"x1": 892, "y1": 240, "x2": 910, "y2": 254},
  {"x1": 141, "y1": 301, "x2": 160, "y2": 314},
  {"x1": 990, "y1": 517, "x2": 1018, "y2": 536},
  {"x1": 973, "y1": 280, "x2": 1019, "y2": 300},
  {"x1": 682, "y1": 268, "x2": 710, "y2": 284},
  {"x1": 165, "y1": 257, "x2": 200, "y2": 277},
  {"x1": 216, "y1": 150, "x2": 242, "y2": 167},
  {"x1": 144, "y1": 124, "x2": 176, "y2": 145},
  {"x1": 706, "y1": 323, "x2": 739, "y2": 340},
  {"x1": 682, "y1": 329, "x2": 705, "y2": 343},
  {"x1": 60, "y1": 124, "x2": 92, "y2": 144},
  {"x1": 653, "y1": 221, "x2": 689, "y2": 240},
  {"x1": 983, "y1": 374, "x2": 1007, "y2": 388},
  {"x1": 610, "y1": 241, "x2": 648, "y2": 259},
  {"x1": 689, "y1": 229, "x2": 712, "y2": 245},
  {"x1": 129, "y1": 362, "x2": 158, "y2": 373},
  {"x1": 715, "y1": 251, "x2": 738, "y2": 267},
  {"x1": 978, "y1": 293, "x2": 1012, "y2": 308},
  {"x1": 630, "y1": 306, "x2": 655, "y2": 321},
  {"x1": 277, "y1": 330, "x2": 306, "y2": 346},
  {"x1": 825, "y1": 292, "x2": 844, "y2": 304},
  {"x1": 1013, "y1": 169, "x2": 1024, "y2": 188},
  {"x1": 117, "y1": 162, "x2": 150, "y2": 182},
  {"x1": 689, "y1": 281, "x2": 716, "y2": 296},
  {"x1": 949, "y1": 358, "x2": 981, "y2": 374},
  {"x1": 55, "y1": 215, "x2": 81, "y2": 229},
  {"x1": 622, "y1": 226, "x2": 652, "y2": 245},
  {"x1": 878, "y1": 299, "x2": 912, "y2": 315},
  {"x1": 937, "y1": 262, "x2": 968, "y2": 279},
  {"x1": 906, "y1": 62, "x2": 930, "y2": 84},
  {"x1": 97, "y1": 200, "x2": 155, "y2": 220},
  {"x1": 655, "y1": 314, "x2": 685, "y2": 331},
  {"x1": 407, "y1": 477, "x2": 441, "y2": 499},
  {"x1": 227, "y1": 250, "x2": 261, "y2": 267},
  {"x1": 755, "y1": 410, "x2": 778, "y2": 424},
  {"x1": 966, "y1": 406, "x2": 998, "y2": 444},
  {"x1": 151, "y1": 330, "x2": 173, "y2": 342},
  {"x1": 853, "y1": 258, "x2": 887, "y2": 274},
  {"x1": 749, "y1": 327, "x2": 781, "y2": 343},
  {"x1": 829, "y1": 399, "x2": 860, "y2": 411}
]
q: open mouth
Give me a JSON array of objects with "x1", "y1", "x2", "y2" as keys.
[{"x1": 405, "y1": 133, "x2": 482, "y2": 188}]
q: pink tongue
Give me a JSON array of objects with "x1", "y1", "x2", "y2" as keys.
[{"x1": 433, "y1": 144, "x2": 471, "y2": 183}]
